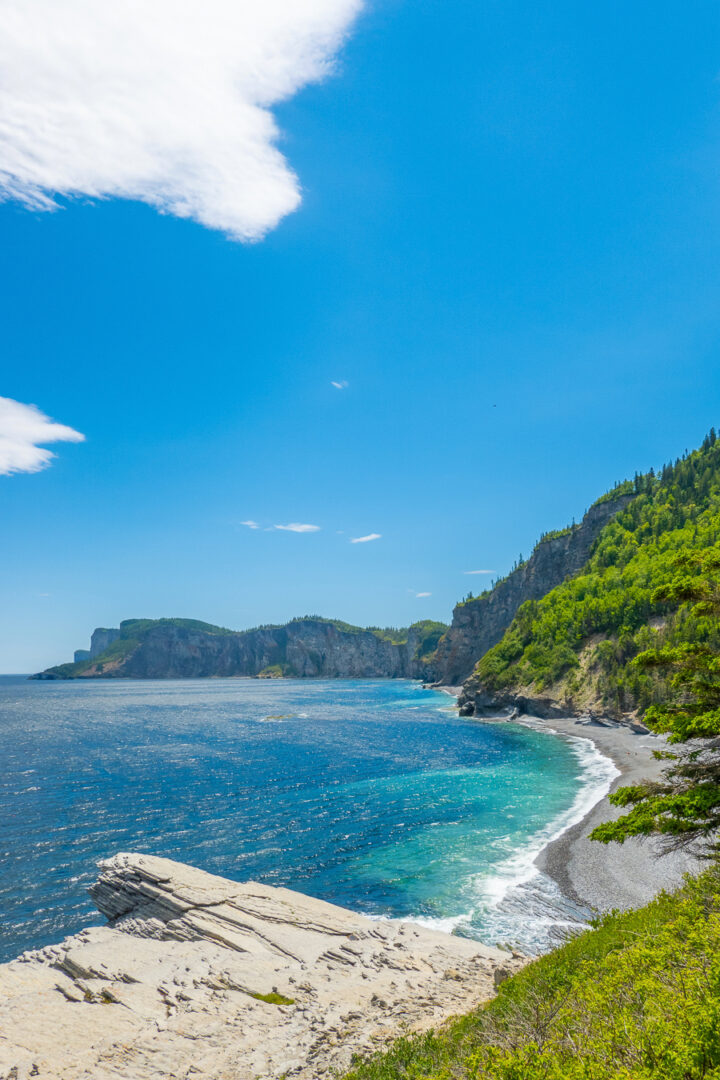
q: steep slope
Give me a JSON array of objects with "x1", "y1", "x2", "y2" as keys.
[
  {"x1": 344, "y1": 867, "x2": 720, "y2": 1080},
  {"x1": 34, "y1": 616, "x2": 447, "y2": 680},
  {"x1": 460, "y1": 431, "x2": 720, "y2": 719},
  {"x1": 431, "y1": 492, "x2": 633, "y2": 685}
]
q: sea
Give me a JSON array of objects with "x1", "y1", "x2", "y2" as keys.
[{"x1": 0, "y1": 675, "x2": 617, "y2": 962}]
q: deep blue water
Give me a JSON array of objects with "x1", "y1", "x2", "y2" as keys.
[{"x1": 0, "y1": 677, "x2": 614, "y2": 960}]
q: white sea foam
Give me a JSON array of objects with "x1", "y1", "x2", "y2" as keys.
[
  {"x1": 475, "y1": 732, "x2": 617, "y2": 910},
  {"x1": 442, "y1": 730, "x2": 619, "y2": 950},
  {"x1": 401, "y1": 912, "x2": 472, "y2": 934}
]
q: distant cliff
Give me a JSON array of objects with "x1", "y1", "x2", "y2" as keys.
[
  {"x1": 33, "y1": 616, "x2": 447, "y2": 681},
  {"x1": 430, "y1": 493, "x2": 634, "y2": 686}
]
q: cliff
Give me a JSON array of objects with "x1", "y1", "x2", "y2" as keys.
[
  {"x1": 431, "y1": 492, "x2": 634, "y2": 686},
  {"x1": 0, "y1": 852, "x2": 513, "y2": 1080},
  {"x1": 34, "y1": 617, "x2": 447, "y2": 681}
]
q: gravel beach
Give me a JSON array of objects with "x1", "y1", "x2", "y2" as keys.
[
  {"x1": 527, "y1": 715, "x2": 700, "y2": 911},
  {"x1": 436, "y1": 685, "x2": 701, "y2": 914}
]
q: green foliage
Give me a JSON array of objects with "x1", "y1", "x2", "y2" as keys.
[
  {"x1": 410, "y1": 621, "x2": 448, "y2": 660},
  {"x1": 249, "y1": 990, "x2": 295, "y2": 1005},
  {"x1": 118, "y1": 617, "x2": 233, "y2": 637},
  {"x1": 591, "y1": 554, "x2": 720, "y2": 850},
  {"x1": 343, "y1": 868, "x2": 720, "y2": 1080},
  {"x1": 257, "y1": 664, "x2": 286, "y2": 678},
  {"x1": 475, "y1": 434, "x2": 720, "y2": 713},
  {"x1": 537, "y1": 524, "x2": 575, "y2": 544}
]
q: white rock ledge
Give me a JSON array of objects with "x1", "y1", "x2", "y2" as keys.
[{"x1": 0, "y1": 852, "x2": 516, "y2": 1080}]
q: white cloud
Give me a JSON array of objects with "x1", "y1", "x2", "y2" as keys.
[
  {"x1": 0, "y1": 0, "x2": 362, "y2": 241},
  {"x1": 275, "y1": 522, "x2": 321, "y2": 533},
  {"x1": 415, "y1": 591, "x2": 432, "y2": 598},
  {"x1": 350, "y1": 533, "x2": 381, "y2": 543},
  {"x1": 0, "y1": 396, "x2": 85, "y2": 476},
  {"x1": 463, "y1": 569, "x2": 495, "y2": 575},
  {"x1": 240, "y1": 520, "x2": 260, "y2": 530},
  {"x1": 331, "y1": 380, "x2": 349, "y2": 389}
]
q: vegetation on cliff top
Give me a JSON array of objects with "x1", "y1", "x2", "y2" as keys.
[
  {"x1": 473, "y1": 430, "x2": 720, "y2": 716},
  {"x1": 344, "y1": 867, "x2": 720, "y2": 1080}
]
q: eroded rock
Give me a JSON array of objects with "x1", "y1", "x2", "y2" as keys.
[{"x1": 0, "y1": 853, "x2": 519, "y2": 1080}]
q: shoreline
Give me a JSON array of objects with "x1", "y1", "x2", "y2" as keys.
[
  {"x1": 435, "y1": 686, "x2": 701, "y2": 914},
  {"x1": 529, "y1": 715, "x2": 699, "y2": 911}
]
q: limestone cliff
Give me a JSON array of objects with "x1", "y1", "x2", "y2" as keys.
[
  {"x1": 34, "y1": 617, "x2": 446, "y2": 681},
  {"x1": 430, "y1": 493, "x2": 634, "y2": 686},
  {"x1": 90, "y1": 627, "x2": 120, "y2": 659},
  {"x1": 0, "y1": 853, "x2": 513, "y2": 1080}
]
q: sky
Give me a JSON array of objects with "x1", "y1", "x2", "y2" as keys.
[{"x1": 2, "y1": 0, "x2": 720, "y2": 672}]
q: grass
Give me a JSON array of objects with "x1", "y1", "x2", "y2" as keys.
[{"x1": 249, "y1": 990, "x2": 295, "y2": 1005}]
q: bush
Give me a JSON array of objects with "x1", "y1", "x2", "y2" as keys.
[{"x1": 343, "y1": 868, "x2": 720, "y2": 1080}]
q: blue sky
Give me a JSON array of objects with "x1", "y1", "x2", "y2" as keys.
[{"x1": 2, "y1": 0, "x2": 720, "y2": 671}]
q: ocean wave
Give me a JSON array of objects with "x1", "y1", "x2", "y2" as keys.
[{"x1": 457, "y1": 730, "x2": 618, "y2": 950}]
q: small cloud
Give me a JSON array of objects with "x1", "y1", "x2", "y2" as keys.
[
  {"x1": 240, "y1": 520, "x2": 260, "y2": 530},
  {"x1": 463, "y1": 569, "x2": 495, "y2": 575},
  {"x1": 0, "y1": 396, "x2": 85, "y2": 476},
  {"x1": 274, "y1": 523, "x2": 321, "y2": 533},
  {"x1": 36, "y1": 592, "x2": 50, "y2": 598},
  {"x1": 331, "y1": 380, "x2": 349, "y2": 389},
  {"x1": 350, "y1": 533, "x2": 381, "y2": 544},
  {"x1": 415, "y1": 592, "x2": 432, "y2": 598}
]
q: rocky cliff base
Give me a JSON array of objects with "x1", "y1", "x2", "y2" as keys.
[{"x1": 0, "y1": 853, "x2": 516, "y2": 1080}]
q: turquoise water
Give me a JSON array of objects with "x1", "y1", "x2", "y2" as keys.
[{"x1": 0, "y1": 677, "x2": 615, "y2": 960}]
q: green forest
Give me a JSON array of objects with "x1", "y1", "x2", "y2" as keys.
[{"x1": 474, "y1": 431, "x2": 720, "y2": 715}]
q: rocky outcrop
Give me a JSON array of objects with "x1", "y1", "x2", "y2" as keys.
[
  {"x1": 431, "y1": 494, "x2": 633, "y2": 686},
  {"x1": 457, "y1": 684, "x2": 582, "y2": 720},
  {"x1": 0, "y1": 853, "x2": 515, "y2": 1080},
  {"x1": 90, "y1": 627, "x2": 121, "y2": 659}
]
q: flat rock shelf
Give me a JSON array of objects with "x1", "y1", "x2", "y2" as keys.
[{"x1": 0, "y1": 853, "x2": 519, "y2": 1080}]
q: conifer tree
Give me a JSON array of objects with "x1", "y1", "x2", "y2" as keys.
[{"x1": 592, "y1": 551, "x2": 720, "y2": 852}]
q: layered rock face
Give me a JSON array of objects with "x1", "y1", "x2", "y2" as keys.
[
  {"x1": 108, "y1": 620, "x2": 422, "y2": 679},
  {"x1": 0, "y1": 853, "x2": 513, "y2": 1080},
  {"x1": 38, "y1": 619, "x2": 442, "y2": 680},
  {"x1": 431, "y1": 494, "x2": 633, "y2": 686},
  {"x1": 90, "y1": 627, "x2": 121, "y2": 659}
]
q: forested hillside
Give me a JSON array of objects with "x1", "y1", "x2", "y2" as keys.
[
  {"x1": 466, "y1": 431, "x2": 720, "y2": 717},
  {"x1": 343, "y1": 868, "x2": 720, "y2": 1080}
]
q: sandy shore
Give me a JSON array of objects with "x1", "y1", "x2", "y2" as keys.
[{"x1": 433, "y1": 686, "x2": 701, "y2": 914}]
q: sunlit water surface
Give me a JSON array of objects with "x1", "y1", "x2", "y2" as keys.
[{"x1": 0, "y1": 676, "x2": 616, "y2": 960}]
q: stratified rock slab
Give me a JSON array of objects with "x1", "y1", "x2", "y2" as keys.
[{"x1": 0, "y1": 853, "x2": 514, "y2": 1080}]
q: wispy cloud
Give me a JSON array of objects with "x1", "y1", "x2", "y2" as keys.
[
  {"x1": 240, "y1": 520, "x2": 260, "y2": 530},
  {"x1": 331, "y1": 380, "x2": 349, "y2": 389},
  {"x1": 415, "y1": 591, "x2": 432, "y2": 598},
  {"x1": 0, "y1": 396, "x2": 84, "y2": 476},
  {"x1": 275, "y1": 522, "x2": 321, "y2": 533},
  {"x1": 463, "y1": 569, "x2": 495, "y2": 575},
  {"x1": 0, "y1": 0, "x2": 362, "y2": 241},
  {"x1": 350, "y1": 533, "x2": 381, "y2": 544}
]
